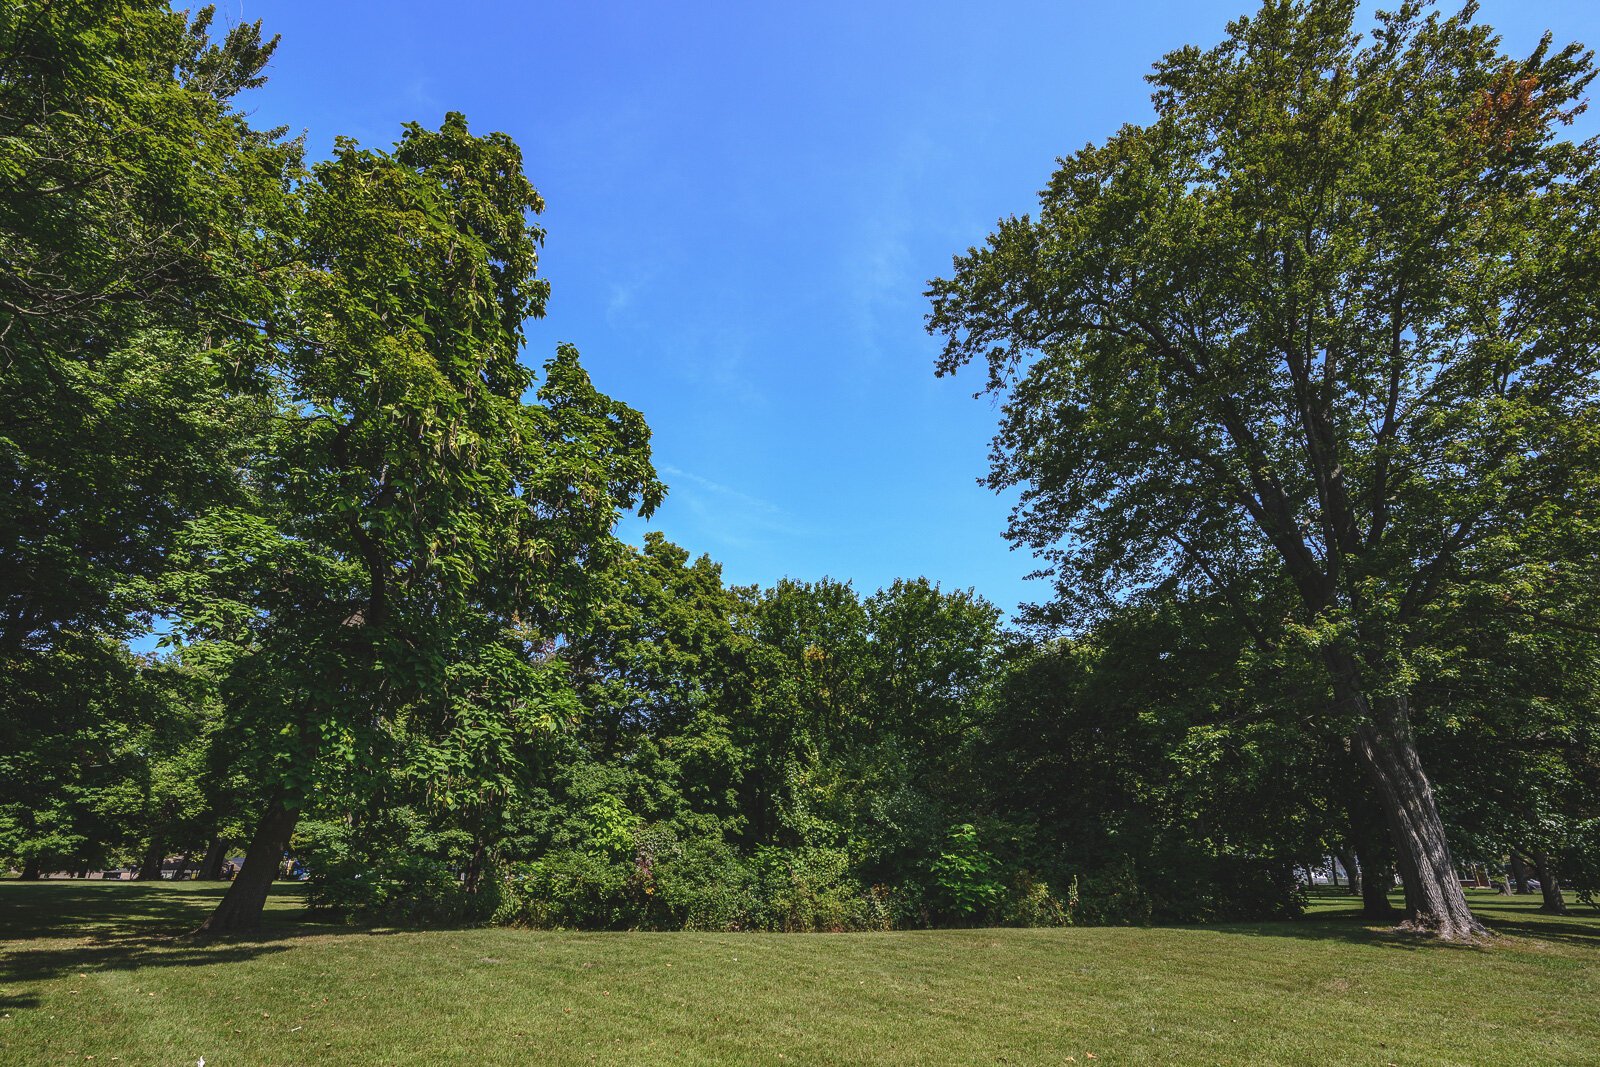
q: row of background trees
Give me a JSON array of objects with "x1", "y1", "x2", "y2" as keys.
[{"x1": 2, "y1": 1, "x2": 1597, "y2": 939}]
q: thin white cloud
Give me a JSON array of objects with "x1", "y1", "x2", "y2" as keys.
[
  {"x1": 660, "y1": 464, "x2": 781, "y2": 515},
  {"x1": 655, "y1": 463, "x2": 812, "y2": 550}
]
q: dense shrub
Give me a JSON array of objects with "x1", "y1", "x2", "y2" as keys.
[
  {"x1": 748, "y1": 846, "x2": 895, "y2": 931},
  {"x1": 300, "y1": 805, "x2": 1300, "y2": 931},
  {"x1": 1001, "y1": 870, "x2": 1073, "y2": 927},
  {"x1": 1060, "y1": 851, "x2": 1303, "y2": 926},
  {"x1": 927, "y1": 823, "x2": 1006, "y2": 921},
  {"x1": 298, "y1": 812, "x2": 499, "y2": 927},
  {"x1": 495, "y1": 848, "x2": 638, "y2": 929},
  {"x1": 493, "y1": 830, "x2": 903, "y2": 931},
  {"x1": 645, "y1": 831, "x2": 760, "y2": 929},
  {"x1": 484, "y1": 830, "x2": 1301, "y2": 931},
  {"x1": 1070, "y1": 855, "x2": 1155, "y2": 925}
]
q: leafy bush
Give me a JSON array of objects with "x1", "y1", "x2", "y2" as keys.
[
  {"x1": 927, "y1": 823, "x2": 1006, "y2": 921},
  {"x1": 1071, "y1": 855, "x2": 1155, "y2": 925},
  {"x1": 749, "y1": 846, "x2": 893, "y2": 931},
  {"x1": 1001, "y1": 869, "x2": 1073, "y2": 927},
  {"x1": 494, "y1": 827, "x2": 899, "y2": 931},
  {"x1": 298, "y1": 811, "x2": 499, "y2": 927},
  {"x1": 496, "y1": 848, "x2": 638, "y2": 929}
]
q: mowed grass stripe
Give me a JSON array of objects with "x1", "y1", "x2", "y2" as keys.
[{"x1": 1, "y1": 882, "x2": 1596, "y2": 1065}]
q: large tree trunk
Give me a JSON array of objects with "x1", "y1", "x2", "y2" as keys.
[
  {"x1": 1347, "y1": 691, "x2": 1485, "y2": 940},
  {"x1": 19, "y1": 857, "x2": 41, "y2": 880},
  {"x1": 1508, "y1": 850, "x2": 1532, "y2": 895},
  {"x1": 194, "y1": 796, "x2": 298, "y2": 936},
  {"x1": 1346, "y1": 781, "x2": 1397, "y2": 919},
  {"x1": 1531, "y1": 852, "x2": 1567, "y2": 915},
  {"x1": 1353, "y1": 848, "x2": 1398, "y2": 919},
  {"x1": 199, "y1": 836, "x2": 229, "y2": 881},
  {"x1": 137, "y1": 837, "x2": 166, "y2": 881},
  {"x1": 172, "y1": 850, "x2": 194, "y2": 882}
]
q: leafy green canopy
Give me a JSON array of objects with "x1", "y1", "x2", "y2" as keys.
[
  {"x1": 0, "y1": 2, "x2": 297, "y2": 652},
  {"x1": 929, "y1": 0, "x2": 1599, "y2": 695},
  {"x1": 165, "y1": 110, "x2": 663, "y2": 833},
  {"x1": 929, "y1": 0, "x2": 1600, "y2": 938}
]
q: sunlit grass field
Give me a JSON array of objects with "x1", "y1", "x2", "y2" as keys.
[{"x1": 2, "y1": 880, "x2": 1596, "y2": 1065}]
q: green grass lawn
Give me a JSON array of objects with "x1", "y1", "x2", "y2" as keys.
[{"x1": 2, "y1": 881, "x2": 1597, "y2": 1065}]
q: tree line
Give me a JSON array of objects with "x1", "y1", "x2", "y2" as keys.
[{"x1": 2, "y1": 1, "x2": 1597, "y2": 940}]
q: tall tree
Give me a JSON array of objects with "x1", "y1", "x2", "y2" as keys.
[
  {"x1": 928, "y1": 0, "x2": 1599, "y2": 938},
  {"x1": 567, "y1": 532, "x2": 757, "y2": 826},
  {"x1": 171, "y1": 114, "x2": 661, "y2": 933},
  {"x1": 0, "y1": 1, "x2": 294, "y2": 654}
]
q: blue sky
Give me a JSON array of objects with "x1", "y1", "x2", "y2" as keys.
[{"x1": 230, "y1": 0, "x2": 1599, "y2": 619}]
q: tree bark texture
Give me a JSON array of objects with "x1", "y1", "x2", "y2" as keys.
[
  {"x1": 1340, "y1": 678, "x2": 1485, "y2": 939},
  {"x1": 1532, "y1": 852, "x2": 1567, "y2": 915},
  {"x1": 137, "y1": 837, "x2": 166, "y2": 881},
  {"x1": 1347, "y1": 785, "x2": 1399, "y2": 919},
  {"x1": 195, "y1": 796, "x2": 298, "y2": 935},
  {"x1": 1508, "y1": 851, "x2": 1532, "y2": 895},
  {"x1": 200, "y1": 836, "x2": 229, "y2": 881},
  {"x1": 1353, "y1": 848, "x2": 1398, "y2": 919}
]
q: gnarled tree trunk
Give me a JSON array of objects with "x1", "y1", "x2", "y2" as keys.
[
  {"x1": 195, "y1": 796, "x2": 298, "y2": 935},
  {"x1": 1341, "y1": 679, "x2": 1484, "y2": 940}
]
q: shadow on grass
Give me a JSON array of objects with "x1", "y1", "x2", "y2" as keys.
[
  {"x1": 3, "y1": 880, "x2": 1594, "y2": 1013},
  {"x1": 2, "y1": 880, "x2": 220, "y2": 941},
  {"x1": 1213, "y1": 889, "x2": 1600, "y2": 951},
  {"x1": 2, "y1": 934, "x2": 297, "y2": 986},
  {"x1": 1476, "y1": 914, "x2": 1600, "y2": 948},
  {"x1": 0, "y1": 880, "x2": 333, "y2": 941},
  {"x1": 1212, "y1": 916, "x2": 1482, "y2": 951},
  {"x1": 0, "y1": 881, "x2": 368, "y2": 1005}
]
